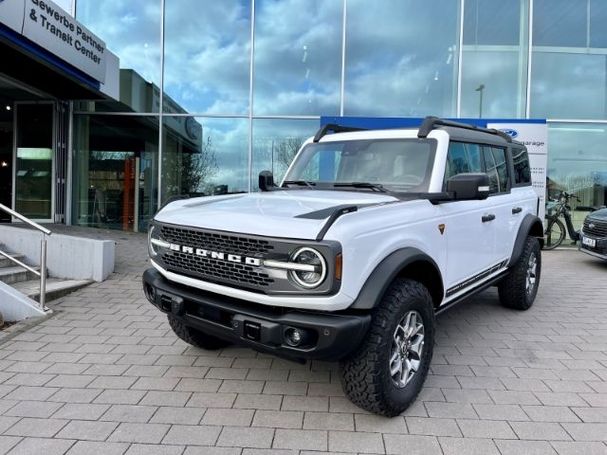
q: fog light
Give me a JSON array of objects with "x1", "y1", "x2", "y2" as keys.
[
  {"x1": 284, "y1": 327, "x2": 306, "y2": 347},
  {"x1": 144, "y1": 283, "x2": 156, "y2": 303}
]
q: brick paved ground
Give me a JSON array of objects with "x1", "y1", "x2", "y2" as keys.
[{"x1": 0, "y1": 228, "x2": 606, "y2": 454}]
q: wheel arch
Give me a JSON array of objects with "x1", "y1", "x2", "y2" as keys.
[
  {"x1": 509, "y1": 214, "x2": 544, "y2": 267},
  {"x1": 349, "y1": 248, "x2": 444, "y2": 310}
]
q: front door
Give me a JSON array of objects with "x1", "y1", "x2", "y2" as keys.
[{"x1": 13, "y1": 102, "x2": 54, "y2": 221}]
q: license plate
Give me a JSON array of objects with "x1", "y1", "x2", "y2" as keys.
[{"x1": 582, "y1": 236, "x2": 596, "y2": 248}]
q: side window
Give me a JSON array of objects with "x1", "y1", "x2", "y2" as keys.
[
  {"x1": 444, "y1": 142, "x2": 482, "y2": 183},
  {"x1": 512, "y1": 148, "x2": 531, "y2": 185},
  {"x1": 482, "y1": 146, "x2": 509, "y2": 193}
]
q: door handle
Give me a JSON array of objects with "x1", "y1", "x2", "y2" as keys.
[
  {"x1": 482, "y1": 214, "x2": 496, "y2": 222},
  {"x1": 512, "y1": 207, "x2": 522, "y2": 214}
]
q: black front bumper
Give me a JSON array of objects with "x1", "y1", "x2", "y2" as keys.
[{"x1": 142, "y1": 268, "x2": 370, "y2": 361}]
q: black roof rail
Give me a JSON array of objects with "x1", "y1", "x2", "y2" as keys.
[
  {"x1": 313, "y1": 124, "x2": 367, "y2": 142},
  {"x1": 417, "y1": 116, "x2": 512, "y2": 143}
]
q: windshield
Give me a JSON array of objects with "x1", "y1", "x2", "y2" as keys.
[{"x1": 283, "y1": 138, "x2": 436, "y2": 192}]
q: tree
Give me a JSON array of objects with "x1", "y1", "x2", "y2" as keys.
[{"x1": 272, "y1": 136, "x2": 305, "y2": 179}]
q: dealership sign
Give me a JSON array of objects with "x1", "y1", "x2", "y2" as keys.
[{"x1": 0, "y1": 0, "x2": 106, "y2": 82}]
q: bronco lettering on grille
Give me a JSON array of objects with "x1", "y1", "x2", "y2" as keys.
[{"x1": 167, "y1": 243, "x2": 261, "y2": 266}]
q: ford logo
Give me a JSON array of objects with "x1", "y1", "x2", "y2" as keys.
[{"x1": 500, "y1": 129, "x2": 518, "y2": 138}]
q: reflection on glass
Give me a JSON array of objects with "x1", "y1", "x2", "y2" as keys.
[
  {"x1": 15, "y1": 148, "x2": 53, "y2": 219},
  {"x1": 253, "y1": 0, "x2": 341, "y2": 115},
  {"x1": 162, "y1": 117, "x2": 248, "y2": 202},
  {"x1": 163, "y1": 0, "x2": 251, "y2": 114},
  {"x1": 344, "y1": 0, "x2": 459, "y2": 117},
  {"x1": 72, "y1": 115, "x2": 159, "y2": 231},
  {"x1": 530, "y1": 52, "x2": 606, "y2": 119},
  {"x1": 533, "y1": 0, "x2": 586, "y2": 47},
  {"x1": 461, "y1": 0, "x2": 528, "y2": 118},
  {"x1": 77, "y1": 0, "x2": 161, "y2": 112},
  {"x1": 252, "y1": 119, "x2": 318, "y2": 189},
  {"x1": 547, "y1": 123, "x2": 607, "y2": 229}
]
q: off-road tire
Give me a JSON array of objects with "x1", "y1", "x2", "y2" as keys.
[
  {"x1": 339, "y1": 278, "x2": 435, "y2": 416},
  {"x1": 498, "y1": 236, "x2": 541, "y2": 310},
  {"x1": 168, "y1": 315, "x2": 231, "y2": 350}
]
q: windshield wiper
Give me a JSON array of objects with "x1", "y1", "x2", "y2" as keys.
[
  {"x1": 282, "y1": 180, "x2": 317, "y2": 189},
  {"x1": 333, "y1": 182, "x2": 389, "y2": 193}
]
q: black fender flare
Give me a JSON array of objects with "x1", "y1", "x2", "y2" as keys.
[
  {"x1": 508, "y1": 214, "x2": 544, "y2": 267},
  {"x1": 349, "y1": 247, "x2": 444, "y2": 310}
]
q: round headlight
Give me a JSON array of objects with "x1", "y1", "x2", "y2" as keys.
[{"x1": 289, "y1": 247, "x2": 327, "y2": 289}]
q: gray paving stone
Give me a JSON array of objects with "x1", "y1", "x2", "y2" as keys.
[
  {"x1": 495, "y1": 439, "x2": 557, "y2": 455},
  {"x1": 439, "y1": 436, "x2": 500, "y2": 455},
  {"x1": 253, "y1": 410, "x2": 304, "y2": 429},
  {"x1": 561, "y1": 423, "x2": 607, "y2": 441},
  {"x1": 149, "y1": 406, "x2": 205, "y2": 425},
  {"x1": 303, "y1": 411, "x2": 353, "y2": 431},
  {"x1": 140, "y1": 391, "x2": 191, "y2": 407},
  {"x1": 425, "y1": 402, "x2": 478, "y2": 419},
  {"x1": 4, "y1": 418, "x2": 68, "y2": 438},
  {"x1": 52, "y1": 403, "x2": 110, "y2": 421},
  {"x1": 510, "y1": 422, "x2": 572, "y2": 441},
  {"x1": 101, "y1": 405, "x2": 158, "y2": 423},
  {"x1": 55, "y1": 420, "x2": 119, "y2": 441},
  {"x1": 328, "y1": 430, "x2": 384, "y2": 454},
  {"x1": 3, "y1": 400, "x2": 62, "y2": 418},
  {"x1": 550, "y1": 441, "x2": 607, "y2": 455},
  {"x1": 65, "y1": 440, "x2": 129, "y2": 455},
  {"x1": 217, "y1": 427, "x2": 274, "y2": 449},
  {"x1": 0, "y1": 436, "x2": 21, "y2": 455},
  {"x1": 202, "y1": 408, "x2": 255, "y2": 427},
  {"x1": 125, "y1": 444, "x2": 185, "y2": 455},
  {"x1": 273, "y1": 429, "x2": 327, "y2": 451},
  {"x1": 383, "y1": 434, "x2": 442, "y2": 455},
  {"x1": 457, "y1": 419, "x2": 516, "y2": 439},
  {"x1": 162, "y1": 425, "x2": 222, "y2": 446},
  {"x1": 6, "y1": 437, "x2": 75, "y2": 455},
  {"x1": 93, "y1": 389, "x2": 146, "y2": 405},
  {"x1": 186, "y1": 392, "x2": 236, "y2": 408},
  {"x1": 523, "y1": 405, "x2": 582, "y2": 422},
  {"x1": 0, "y1": 417, "x2": 20, "y2": 434},
  {"x1": 108, "y1": 422, "x2": 170, "y2": 444},
  {"x1": 281, "y1": 396, "x2": 328, "y2": 412},
  {"x1": 234, "y1": 394, "x2": 282, "y2": 410},
  {"x1": 355, "y1": 414, "x2": 407, "y2": 433}
]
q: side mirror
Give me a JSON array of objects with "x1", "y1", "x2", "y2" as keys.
[
  {"x1": 258, "y1": 170, "x2": 275, "y2": 192},
  {"x1": 447, "y1": 173, "x2": 490, "y2": 200}
]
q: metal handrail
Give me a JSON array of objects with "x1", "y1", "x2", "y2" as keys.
[
  {"x1": 0, "y1": 203, "x2": 51, "y2": 310},
  {"x1": 0, "y1": 203, "x2": 51, "y2": 235}
]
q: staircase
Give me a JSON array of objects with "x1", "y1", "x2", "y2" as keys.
[{"x1": 0, "y1": 245, "x2": 91, "y2": 304}]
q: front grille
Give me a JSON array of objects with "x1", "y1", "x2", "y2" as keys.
[
  {"x1": 583, "y1": 218, "x2": 607, "y2": 238},
  {"x1": 159, "y1": 225, "x2": 275, "y2": 289},
  {"x1": 160, "y1": 226, "x2": 274, "y2": 256}
]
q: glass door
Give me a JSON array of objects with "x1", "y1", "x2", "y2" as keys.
[{"x1": 13, "y1": 103, "x2": 55, "y2": 221}]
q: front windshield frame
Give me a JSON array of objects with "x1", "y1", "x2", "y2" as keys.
[{"x1": 282, "y1": 138, "x2": 438, "y2": 193}]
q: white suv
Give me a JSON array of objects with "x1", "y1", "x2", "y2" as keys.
[{"x1": 143, "y1": 117, "x2": 544, "y2": 416}]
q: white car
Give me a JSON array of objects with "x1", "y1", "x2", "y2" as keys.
[{"x1": 143, "y1": 116, "x2": 543, "y2": 416}]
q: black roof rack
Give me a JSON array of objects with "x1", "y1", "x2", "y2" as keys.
[
  {"x1": 313, "y1": 123, "x2": 367, "y2": 142},
  {"x1": 417, "y1": 116, "x2": 512, "y2": 143}
]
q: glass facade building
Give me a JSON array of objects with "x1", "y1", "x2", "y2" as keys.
[{"x1": 67, "y1": 0, "x2": 607, "y2": 231}]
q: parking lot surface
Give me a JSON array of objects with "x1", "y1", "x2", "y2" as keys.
[{"x1": 0, "y1": 229, "x2": 606, "y2": 455}]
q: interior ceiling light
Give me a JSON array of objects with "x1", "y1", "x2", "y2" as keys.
[
  {"x1": 5, "y1": 105, "x2": 11, "y2": 111},
  {"x1": 1, "y1": 161, "x2": 8, "y2": 167}
]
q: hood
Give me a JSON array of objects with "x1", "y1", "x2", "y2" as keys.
[
  {"x1": 154, "y1": 190, "x2": 399, "y2": 239},
  {"x1": 587, "y1": 208, "x2": 607, "y2": 221}
]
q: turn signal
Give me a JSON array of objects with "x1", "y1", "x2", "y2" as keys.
[{"x1": 335, "y1": 253, "x2": 342, "y2": 280}]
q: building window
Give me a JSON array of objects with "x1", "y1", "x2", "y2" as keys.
[{"x1": 344, "y1": 0, "x2": 459, "y2": 117}]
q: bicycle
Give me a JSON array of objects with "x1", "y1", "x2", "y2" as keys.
[{"x1": 543, "y1": 191, "x2": 581, "y2": 250}]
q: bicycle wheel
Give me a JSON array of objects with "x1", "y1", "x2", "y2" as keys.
[{"x1": 543, "y1": 217, "x2": 565, "y2": 250}]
